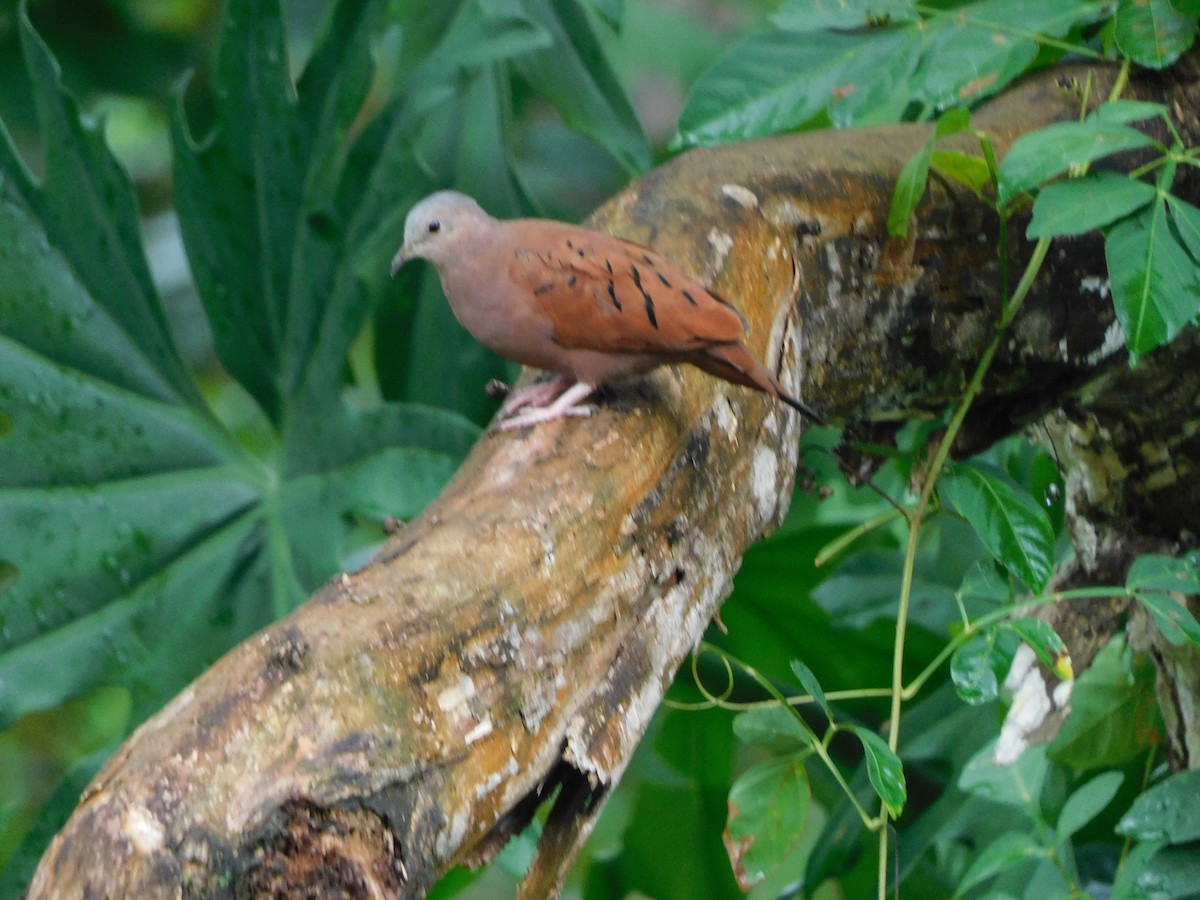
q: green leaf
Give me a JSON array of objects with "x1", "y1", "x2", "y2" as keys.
[
  {"x1": 811, "y1": 547, "x2": 961, "y2": 631},
  {"x1": 1118, "y1": 770, "x2": 1200, "y2": 843},
  {"x1": 0, "y1": 0, "x2": 478, "y2": 751},
  {"x1": 1106, "y1": 198, "x2": 1200, "y2": 361},
  {"x1": 512, "y1": 0, "x2": 650, "y2": 175},
  {"x1": 931, "y1": 148, "x2": 993, "y2": 197},
  {"x1": 1114, "y1": 0, "x2": 1197, "y2": 69},
  {"x1": 790, "y1": 660, "x2": 833, "y2": 722},
  {"x1": 724, "y1": 757, "x2": 811, "y2": 890},
  {"x1": 1028, "y1": 171, "x2": 1157, "y2": 238},
  {"x1": 938, "y1": 462, "x2": 1055, "y2": 592},
  {"x1": 172, "y1": 0, "x2": 308, "y2": 422},
  {"x1": 952, "y1": 831, "x2": 1049, "y2": 898},
  {"x1": 1127, "y1": 553, "x2": 1200, "y2": 595},
  {"x1": 960, "y1": 740, "x2": 1049, "y2": 811},
  {"x1": 582, "y1": 0, "x2": 623, "y2": 30},
  {"x1": 934, "y1": 107, "x2": 974, "y2": 138},
  {"x1": 771, "y1": 0, "x2": 920, "y2": 31},
  {"x1": 0, "y1": 5, "x2": 201, "y2": 410},
  {"x1": 675, "y1": 29, "x2": 919, "y2": 149},
  {"x1": 733, "y1": 706, "x2": 819, "y2": 753},
  {"x1": 888, "y1": 136, "x2": 934, "y2": 238},
  {"x1": 1166, "y1": 195, "x2": 1200, "y2": 262},
  {"x1": 888, "y1": 108, "x2": 973, "y2": 237},
  {"x1": 950, "y1": 633, "x2": 1003, "y2": 705},
  {"x1": 681, "y1": 0, "x2": 1105, "y2": 150},
  {"x1": 997, "y1": 121, "x2": 1158, "y2": 206},
  {"x1": 1134, "y1": 592, "x2": 1200, "y2": 646},
  {"x1": 1055, "y1": 771, "x2": 1124, "y2": 843},
  {"x1": 1003, "y1": 618, "x2": 1072, "y2": 680},
  {"x1": 849, "y1": 725, "x2": 906, "y2": 818},
  {"x1": 1121, "y1": 845, "x2": 1200, "y2": 899},
  {"x1": 914, "y1": 0, "x2": 1100, "y2": 112},
  {"x1": 1049, "y1": 636, "x2": 1161, "y2": 770},
  {"x1": 1111, "y1": 838, "x2": 1168, "y2": 900},
  {"x1": 614, "y1": 707, "x2": 743, "y2": 899},
  {"x1": 957, "y1": 558, "x2": 1017, "y2": 605},
  {"x1": 1089, "y1": 99, "x2": 1170, "y2": 125}
]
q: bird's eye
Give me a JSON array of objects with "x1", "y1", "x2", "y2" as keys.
[{"x1": 428, "y1": 220, "x2": 441, "y2": 234}]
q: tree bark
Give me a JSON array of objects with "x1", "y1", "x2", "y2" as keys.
[{"x1": 29, "y1": 55, "x2": 1200, "y2": 898}]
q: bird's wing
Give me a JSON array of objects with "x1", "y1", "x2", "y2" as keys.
[{"x1": 505, "y1": 221, "x2": 748, "y2": 355}]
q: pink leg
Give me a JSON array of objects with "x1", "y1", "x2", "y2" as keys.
[
  {"x1": 498, "y1": 381, "x2": 597, "y2": 430},
  {"x1": 498, "y1": 375, "x2": 573, "y2": 417}
]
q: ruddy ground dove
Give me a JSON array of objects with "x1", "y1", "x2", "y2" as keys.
[{"x1": 390, "y1": 191, "x2": 821, "y2": 430}]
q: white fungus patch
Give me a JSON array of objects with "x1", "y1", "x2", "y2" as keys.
[
  {"x1": 436, "y1": 808, "x2": 470, "y2": 859},
  {"x1": 707, "y1": 228, "x2": 734, "y2": 265},
  {"x1": 712, "y1": 396, "x2": 739, "y2": 442},
  {"x1": 1053, "y1": 679, "x2": 1074, "y2": 708},
  {"x1": 464, "y1": 717, "x2": 493, "y2": 745},
  {"x1": 123, "y1": 804, "x2": 165, "y2": 855},
  {"x1": 721, "y1": 184, "x2": 759, "y2": 209},
  {"x1": 995, "y1": 672, "x2": 1050, "y2": 764},
  {"x1": 436, "y1": 674, "x2": 477, "y2": 711},
  {"x1": 476, "y1": 757, "x2": 519, "y2": 801},
  {"x1": 823, "y1": 242, "x2": 843, "y2": 277},
  {"x1": 1086, "y1": 319, "x2": 1126, "y2": 365},
  {"x1": 994, "y1": 644, "x2": 1074, "y2": 766},
  {"x1": 751, "y1": 447, "x2": 779, "y2": 523},
  {"x1": 1079, "y1": 275, "x2": 1111, "y2": 299}
]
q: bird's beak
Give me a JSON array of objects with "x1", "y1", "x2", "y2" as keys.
[{"x1": 389, "y1": 247, "x2": 409, "y2": 278}]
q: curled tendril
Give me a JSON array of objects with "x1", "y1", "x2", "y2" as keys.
[{"x1": 662, "y1": 644, "x2": 737, "y2": 711}]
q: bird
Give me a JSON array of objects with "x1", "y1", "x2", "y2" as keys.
[{"x1": 390, "y1": 191, "x2": 822, "y2": 430}]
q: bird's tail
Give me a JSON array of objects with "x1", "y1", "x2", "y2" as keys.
[{"x1": 692, "y1": 343, "x2": 825, "y2": 425}]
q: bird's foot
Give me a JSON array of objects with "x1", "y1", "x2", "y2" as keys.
[
  {"x1": 498, "y1": 375, "x2": 573, "y2": 416},
  {"x1": 497, "y1": 381, "x2": 597, "y2": 430}
]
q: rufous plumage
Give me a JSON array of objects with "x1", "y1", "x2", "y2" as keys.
[{"x1": 391, "y1": 191, "x2": 821, "y2": 430}]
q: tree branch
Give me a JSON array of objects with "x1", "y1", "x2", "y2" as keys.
[{"x1": 29, "y1": 55, "x2": 1200, "y2": 898}]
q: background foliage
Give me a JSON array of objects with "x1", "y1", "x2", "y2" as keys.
[{"x1": 1, "y1": 0, "x2": 1199, "y2": 897}]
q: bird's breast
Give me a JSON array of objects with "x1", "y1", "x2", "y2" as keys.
[{"x1": 439, "y1": 267, "x2": 560, "y2": 369}]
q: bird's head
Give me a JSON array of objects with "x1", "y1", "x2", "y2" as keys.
[{"x1": 390, "y1": 191, "x2": 489, "y2": 276}]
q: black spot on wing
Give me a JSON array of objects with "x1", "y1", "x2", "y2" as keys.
[
  {"x1": 681, "y1": 290, "x2": 699, "y2": 306},
  {"x1": 534, "y1": 283, "x2": 555, "y2": 296},
  {"x1": 567, "y1": 275, "x2": 577, "y2": 287},
  {"x1": 630, "y1": 266, "x2": 658, "y2": 329},
  {"x1": 656, "y1": 271, "x2": 672, "y2": 288},
  {"x1": 645, "y1": 298, "x2": 659, "y2": 329},
  {"x1": 607, "y1": 280, "x2": 622, "y2": 311}
]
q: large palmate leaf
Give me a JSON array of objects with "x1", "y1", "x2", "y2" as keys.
[{"x1": 0, "y1": 0, "x2": 479, "y2": 881}]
